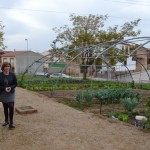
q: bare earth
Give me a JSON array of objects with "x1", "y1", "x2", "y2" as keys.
[{"x1": 0, "y1": 87, "x2": 150, "y2": 150}]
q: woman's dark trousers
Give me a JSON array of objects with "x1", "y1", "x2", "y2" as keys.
[{"x1": 2, "y1": 102, "x2": 14, "y2": 125}]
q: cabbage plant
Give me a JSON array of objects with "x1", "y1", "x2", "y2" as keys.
[{"x1": 120, "y1": 97, "x2": 140, "y2": 113}]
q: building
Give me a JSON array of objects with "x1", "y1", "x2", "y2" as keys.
[
  {"x1": 114, "y1": 42, "x2": 136, "y2": 72},
  {"x1": 134, "y1": 47, "x2": 150, "y2": 71},
  {"x1": 1, "y1": 50, "x2": 46, "y2": 75}
]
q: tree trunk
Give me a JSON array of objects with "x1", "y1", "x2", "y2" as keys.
[{"x1": 83, "y1": 70, "x2": 87, "y2": 80}]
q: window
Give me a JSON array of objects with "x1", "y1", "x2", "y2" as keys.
[
  {"x1": 124, "y1": 61, "x2": 127, "y2": 66},
  {"x1": 3, "y1": 58, "x2": 7, "y2": 62},
  {"x1": 10, "y1": 58, "x2": 14, "y2": 66}
]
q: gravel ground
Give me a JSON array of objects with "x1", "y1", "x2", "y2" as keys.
[{"x1": 0, "y1": 87, "x2": 150, "y2": 150}]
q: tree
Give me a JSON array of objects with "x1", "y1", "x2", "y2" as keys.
[
  {"x1": 0, "y1": 21, "x2": 5, "y2": 49},
  {"x1": 51, "y1": 14, "x2": 141, "y2": 79}
]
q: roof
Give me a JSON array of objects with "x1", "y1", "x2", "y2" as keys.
[
  {"x1": 1, "y1": 51, "x2": 29, "y2": 57},
  {"x1": 41, "y1": 50, "x2": 50, "y2": 56}
]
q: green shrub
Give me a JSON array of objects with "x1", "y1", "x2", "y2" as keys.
[
  {"x1": 83, "y1": 91, "x2": 94, "y2": 105},
  {"x1": 120, "y1": 97, "x2": 140, "y2": 112},
  {"x1": 75, "y1": 91, "x2": 94, "y2": 106},
  {"x1": 95, "y1": 90, "x2": 110, "y2": 114},
  {"x1": 75, "y1": 92, "x2": 84, "y2": 104}
]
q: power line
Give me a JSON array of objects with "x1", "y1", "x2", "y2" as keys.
[
  {"x1": 104, "y1": 0, "x2": 150, "y2": 6},
  {"x1": 0, "y1": 6, "x2": 72, "y2": 14},
  {"x1": 0, "y1": 6, "x2": 150, "y2": 22},
  {"x1": 108, "y1": 15, "x2": 150, "y2": 22}
]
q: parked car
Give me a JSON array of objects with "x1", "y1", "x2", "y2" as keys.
[
  {"x1": 35, "y1": 72, "x2": 50, "y2": 77},
  {"x1": 49, "y1": 73, "x2": 70, "y2": 78}
]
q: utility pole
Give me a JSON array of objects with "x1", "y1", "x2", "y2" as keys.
[{"x1": 25, "y1": 39, "x2": 28, "y2": 51}]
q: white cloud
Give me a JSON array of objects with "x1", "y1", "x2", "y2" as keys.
[
  {"x1": 1, "y1": 0, "x2": 150, "y2": 52},
  {"x1": 7, "y1": 11, "x2": 48, "y2": 30}
]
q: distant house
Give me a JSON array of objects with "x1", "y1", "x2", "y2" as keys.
[
  {"x1": 0, "y1": 50, "x2": 12, "y2": 64},
  {"x1": 41, "y1": 45, "x2": 150, "y2": 78},
  {"x1": 114, "y1": 42, "x2": 136, "y2": 72},
  {"x1": 41, "y1": 50, "x2": 68, "y2": 74},
  {"x1": 134, "y1": 47, "x2": 150, "y2": 71},
  {"x1": 114, "y1": 43, "x2": 150, "y2": 72},
  {"x1": 1, "y1": 50, "x2": 46, "y2": 75}
]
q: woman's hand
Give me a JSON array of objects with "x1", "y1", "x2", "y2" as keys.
[{"x1": 5, "y1": 87, "x2": 11, "y2": 92}]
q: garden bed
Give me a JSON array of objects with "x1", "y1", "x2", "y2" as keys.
[{"x1": 39, "y1": 89, "x2": 150, "y2": 128}]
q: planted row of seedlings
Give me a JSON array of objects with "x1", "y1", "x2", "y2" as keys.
[
  {"x1": 75, "y1": 88, "x2": 150, "y2": 129},
  {"x1": 75, "y1": 88, "x2": 141, "y2": 114},
  {"x1": 18, "y1": 78, "x2": 133, "y2": 91},
  {"x1": 75, "y1": 88, "x2": 149, "y2": 127}
]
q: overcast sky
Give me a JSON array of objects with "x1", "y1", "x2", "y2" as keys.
[{"x1": 1, "y1": 0, "x2": 150, "y2": 53}]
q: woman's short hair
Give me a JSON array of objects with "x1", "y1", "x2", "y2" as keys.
[{"x1": 1, "y1": 62, "x2": 11, "y2": 71}]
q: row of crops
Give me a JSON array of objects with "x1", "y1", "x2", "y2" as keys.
[
  {"x1": 75, "y1": 88, "x2": 141, "y2": 114},
  {"x1": 18, "y1": 77, "x2": 133, "y2": 91},
  {"x1": 17, "y1": 75, "x2": 150, "y2": 128},
  {"x1": 75, "y1": 89, "x2": 150, "y2": 129},
  {"x1": 17, "y1": 76, "x2": 150, "y2": 91}
]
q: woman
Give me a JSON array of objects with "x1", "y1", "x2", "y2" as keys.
[{"x1": 0, "y1": 62, "x2": 17, "y2": 129}]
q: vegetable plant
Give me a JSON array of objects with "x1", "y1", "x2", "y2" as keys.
[
  {"x1": 118, "y1": 113, "x2": 129, "y2": 122},
  {"x1": 75, "y1": 91, "x2": 94, "y2": 106},
  {"x1": 120, "y1": 97, "x2": 141, "y2": 113},
  {"x1": 95, "y1": 90, "x2": 110, "y2": 114}
]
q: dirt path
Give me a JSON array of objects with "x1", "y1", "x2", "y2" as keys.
[{"x1": 0, "y1": 87, "x2": 150, "y2": 150}]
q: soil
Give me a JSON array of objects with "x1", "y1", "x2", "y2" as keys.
[
  {"x1": 39, "y1": 89, "x2": 150, "y2": 115},
  {"x1": 0, "y1": 87, "x2": 150, "y2": 150}
]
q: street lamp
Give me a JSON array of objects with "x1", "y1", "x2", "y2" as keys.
[{"x1": 25, "y1": 39, "x2": 28, "y2": 51}]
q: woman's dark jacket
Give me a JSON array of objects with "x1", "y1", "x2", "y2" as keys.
[{"x1": 0, "y1": 72, "x2": 17, "y2": 94}]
